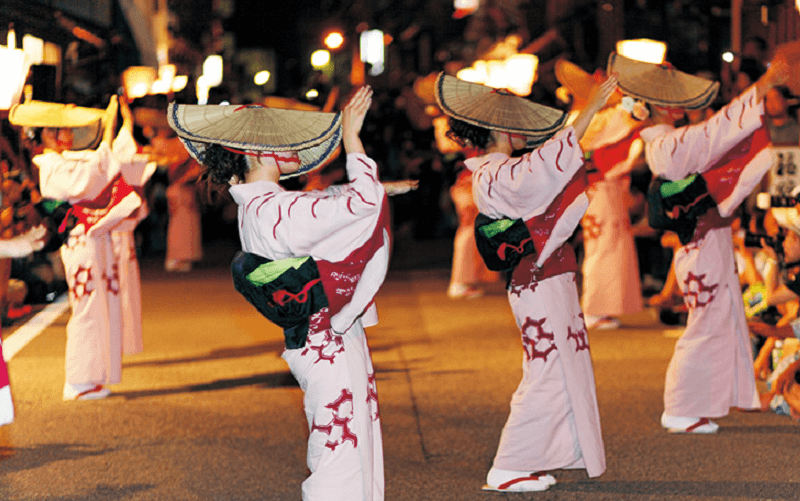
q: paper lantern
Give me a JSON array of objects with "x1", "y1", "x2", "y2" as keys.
[
  {"x1": 455, "y1": 54, "x2": 538, "y2": 97},
  {"x1": 505, "y1": 54, "x2": 538, "y2": 96},
  {"x1": 0, "y1": 47, "x2": 27, "y2": 110},
  {"x1": 150, "y1": 64, "x2": 176, "y2": 95},
  {"x1": 202, "y1": 55, "x2": 223, "y2": 88},
  {"x1": 123, "y1": 66, "x2": 157, "y2": 100},
  {"x1": 616, "y1": 39, "x2": 667, "y2": 64}
]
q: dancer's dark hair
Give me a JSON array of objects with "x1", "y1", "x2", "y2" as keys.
[
  {"x1": 446, "y1": 118, "x2": 492, "y2": 150},
  {"x1": 201, "y1": 144, "x2": 248, "y2": 184}
]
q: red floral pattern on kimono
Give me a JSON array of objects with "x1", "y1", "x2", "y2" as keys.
[
  {"x1": 641, "y1": 86, "x2": 768, "y2": 418},
  {"x1": 466, "y1": 127, "x2": 606, "y2": 478}
]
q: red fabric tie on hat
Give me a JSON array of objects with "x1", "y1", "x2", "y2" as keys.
[{"x1": 222, "y1": 146, "x2": 299, "y2": 168}]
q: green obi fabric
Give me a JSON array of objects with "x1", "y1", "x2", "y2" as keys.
[
  {"x1": 231, "y1": 251, "x2": 329, "y2": 349},
  {"x1": 647, "y1": 174, "x2": 717, "y2": 245},
  {"x1": 474, "y1": 213, "x2": 536, "y2": 272}
]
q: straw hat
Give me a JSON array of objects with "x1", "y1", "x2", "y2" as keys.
[
  {"x1": 554, "y1": 59, "x2": 621, "y2": 110},
  {"x1": 167, "y1": 103, "x2": 342, "y2": 179},
  {"x1": 607, "y1": 52, "x2": 720, "y2": 110},
  {"x1": 774, "y1": 40, "x2": 800, "y2": 97},
  {"x1": 434, "y1": 72, "x2": 567, "y2": 143},
  {"x1": 771, "y1": 207, "x2": 800, "y2": 236},
  {"x1": 8, "y1": 101, "x2": 105, "y2": 150}
]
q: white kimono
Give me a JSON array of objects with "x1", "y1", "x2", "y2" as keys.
[
  {"x1": 466, "y1": 126, "x2": 606, "y2": 478},
  {"x1": 35, "y1": 129, "x2": 144, "y2": 386},
  {"x1": 0, "y1": 340, "x2": 12, "y2": 425},
  {"x1": 112, "y1": 150, "x2": 156, "y2": 356},
  {"x1": 580, "y1": 106, "x2": 644, "y2": 318},
  {"x1": 642, "y1": 86, "x2": 770, "y2": 417},
  {"x1": 229, "y1": 152, "x2": 389, "y2": 501}
]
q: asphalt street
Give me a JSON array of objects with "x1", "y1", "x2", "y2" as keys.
[{"x1": 0, "y1": 238, "x2": 798, "y2": 501}]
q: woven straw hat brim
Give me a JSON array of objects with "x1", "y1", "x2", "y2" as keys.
[
  {"x1": 168, "y1": 103, "x2": 342, "y2": 178},
  {"x1": 774, "y1": 40, "x2": 800, "y2": 97},
  {"x1": 8, "y1": 101, "x2": 105, "y2": 128},
  {"x1": 8, "y1": 101, "x2": 104, "y2": 151},
  {"x1": 772, "y1": 207, "x2": 800, "y2": 236},
  {"x1": 434, "y1": 73, "x2": 567, "y2": 137},
  {"x1": 70, "y1": 122, "x2": 103, "y2": 151},
  {"x1": 555, "y1": 59, "x2": 621, "y2": 110},
  {"x1": 608, "y1": 52, "x2": 719, "y2": 110}
]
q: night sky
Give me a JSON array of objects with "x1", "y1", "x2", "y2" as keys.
[{"x1": 227, "y1": 0, "x2": 316, "y2": 55}]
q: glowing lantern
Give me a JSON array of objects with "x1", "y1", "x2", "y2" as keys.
[
  {"x1": 196, "y1": 75, "x2": 210, "y2": 105},
  {"x1": 202, "y1": 55, "x2": 223, "y2": 87},
  {"x1": 22, "y1": 35, "x2": 43, "y2": 65},
  {"x1": 616, "y1": 39, "x2": 667, "y2": 64},
  {"x1": 150, "y1": 64, "x2": 176, "y2": 94},
  {"x1": 456, "y1": 54, "x2": 539, "y2": 97},
  {"x1": 311, "y1": 50, "x2": 331, "y2": 68},
  {"x1": 123, "y1": 66, "x2": 157, "y2": 100},
  {"x1": 456, "y1": 67, "x2": 482, "y2": 83},
  {"x1": 505, "y1": 54, "x2": 538, "y2": 96},
  {"x1": 324, "y1": 31, "x2": 344, "y2": 50},
  {"x1": 0, "y1": 47, "x2": 26, "y2": 110},
  {"x1": 359, "y1": 30, "x2": 385, "y2": 76},
  {"x1": 171, "y1": 75, "x2": 188, "y2": 93},
  {"x1": 254, "y1": 70, "x2": 271, "y2": 86},
  {"x1": 453, "y1": 0, "x2": 479, "y2": 19}
]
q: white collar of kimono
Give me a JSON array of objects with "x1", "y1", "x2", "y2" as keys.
[
  {"x1": 639, "y1": 123, "x2": 675, "y2": 144},
  {"x1": 228, "y1": 179, "x2": 283, "y2": 205},
  {"x1": 463, "y1": 151, "x2": 509, "y2": 172}
]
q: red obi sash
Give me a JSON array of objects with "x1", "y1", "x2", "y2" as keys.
[
  {"x1": 586, "y1": 128, "x2": 642, "y2": 185},
  {"x1": 509, "y1": 167, "x2": 587, "y2": 287},
  {"x1": 311, "y1": 194, "x2": 391, "y2": 333},
  {"x1": 702, "y1": 124, "x2": 771, "y2": 210},
  {"x1": 71, "y1": 174, "x2": 136, "y2": 230},
  {"x1": 689, "y1": 207, "x2": 736, "y2": 244},
  {"x1": 510, "y1": 243, "x2": 578, "y2": 288}
]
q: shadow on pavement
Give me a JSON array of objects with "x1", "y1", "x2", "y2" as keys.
[
  {"x1": 113, "y1": 371, "x2": 300, "y2": 400},
  {"x1": 0, "y1": 443, "x2": 118, "y2": 474},
  {"x1": 559, "y1": 480, "x2": 799, "y2": 499},
  {"x1": 122, "y1": 340, "x2": 286, "y2": 367}
]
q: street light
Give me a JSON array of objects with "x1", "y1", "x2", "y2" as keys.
[
  {"x1": 311, "y1": 50, "x2": 331, "y2": 69},
  {"x1": 324, "y1": 31, "x2": 344, "y2": 50},
  {"x1": 254, "y1": 70, "x2": 271, "y2": 86}
]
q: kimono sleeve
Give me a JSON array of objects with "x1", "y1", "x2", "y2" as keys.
[
  {"x1": 472, "y1": 127, "x2": 585, "y2": 220},
  {"x1": 35, "y1": 142, "x2": 121, "y2": 203},
  {"x1": 257, "y1": 153, "x2": 386, "y2": 263},
  {"x1": 114, "y1": 128, "x2": 154, "y2": 187},
  {"x1": 643, "y1": 86, "x2": 765, "y2": 181}
]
